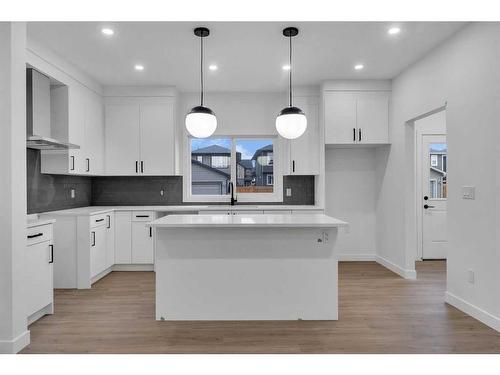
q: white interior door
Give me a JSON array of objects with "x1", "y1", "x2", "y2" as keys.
[{"x1": 422, "y1": 135, "x2": 447, "y2": 259}]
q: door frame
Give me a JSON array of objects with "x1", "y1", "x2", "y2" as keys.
[{"x1": 413, "y1": 108, "x2": 447, "y2": 260}]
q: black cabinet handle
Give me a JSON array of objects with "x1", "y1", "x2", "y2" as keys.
[
  {"x1": 358, "y1": 128, "x2": 362, "y2": 142},
  {"x1": 423, "y1": 204, "x2": 435, "y2": 209},
  {"x1": 27, "y1": 233, "x2": 43, "y2": 239},
  {"x1": 141, "y1": 161, "x2": 144, "y2": 173},
  {"x1": 70, "y1": 156, "x2": 75, "y2": 171},
  {"x1": 107, "y1": 215, "x2": 111, "y2": 229},
  {"x1": 91, "y1": 231, "x2": 95, "y2": 246},
  {"x1": 149, "y1": 227, "x2": 152, "y2": 237},
  {"x1": 49, "y1": 244, "x2": 54, "y2": 264},
  {"x1": 95, "y1": 218, "x2": 104, "y2": 222},
  {"x1": 135, "y1": 215, "x2": 150, "y2": 218},
  {"x1": 136, "y1": 161, "x2": 138, "y2": 173},
  {"x1": 353, "y1": 128, "x2": 356, "y2": 142},
  {"x1": 86, "y1": 158, "x2": 90, "y2": 172},
  {"x1": 292, "y1": 160, "x2": 295, "y2": 173}
]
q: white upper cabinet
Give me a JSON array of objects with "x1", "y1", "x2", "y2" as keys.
[
  {"x1": 84, "y1": 90, "x2": 105, "y2": 174},
  {"x1": 104, "y1": 99, "x2": 141, "y2": 175},
  {"x1": 104, "y1": 96, "x2": 176, "y2": 175},
  {"x1": 139, "y1": 98, "x2": 175, "y2": 175},
  {"x1": 324, "y1": 89, "x2": 390, "y2": 145},
  {"x1": 287, "y1": 96, "x2": 320, "y2": 175}
]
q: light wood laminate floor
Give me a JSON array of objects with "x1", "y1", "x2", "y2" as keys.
[{"x1": 21, "y1": 261, "x2": 500, "y2": 353}]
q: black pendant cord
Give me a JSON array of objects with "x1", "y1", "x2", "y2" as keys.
[
  {"x1": 289, "y1": 34, "x2": 292, "y2": 107},
  {"x1": 200, "y1": 35, "x2": 204, "y2": 106}
]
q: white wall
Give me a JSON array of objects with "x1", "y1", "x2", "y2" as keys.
[
  {"x1": 325, "y1": 148, "x2": 377, "y2": 260},
  {"x1": 377, "y1": 23, "x2": 500, "y2": 329},
  {"x1": 0, "y1": 22, "x2": 29, "y2": 353}
]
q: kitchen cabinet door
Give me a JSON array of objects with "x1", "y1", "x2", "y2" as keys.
[
  {"x1": 68, "y1": 83, "x2": 87, "y2": 173},
  {"x1": 104, "y1": 100, "x2": 141, "y2": 175},
  {"x1": 90, "y1": 226, "x2": 106, "y2": 278},
  {"x1": 289, "y1": 97, "x2": 320, "y2": 175},
  {"x1": 131, "y1": 222, "x2": 154, "y2": 264},
  {"x1": 84, "y1": 90, "x2": 104, "y2": 174},
  {"x1": 356, "y1": 92, "x2": 389, "y2": 144},
  {"x1": 105, "y1": 213, "x2": 115, "y2": 269},
  {"x1": 324, "y1": 91, "x2": 357, "y2": 144},
  {"x1": 25, "y1": 240, "x2": 53, "y2": 317},
  {"x1": 139, "y1": 98, "x2": 175, "y2": 175},
  {"x1": 115, "y1": 211, "x2": 132, "y2": 264}
]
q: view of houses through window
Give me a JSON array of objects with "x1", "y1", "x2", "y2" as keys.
[
  {"x1": 190, "y1": 137, "x2": 274, "y2": 196},
  {"x1": 429, "y1": 143, "x2": 447, "y2": 198}
]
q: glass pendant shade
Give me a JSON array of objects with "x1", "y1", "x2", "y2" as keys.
[
  {"x1": 185, "y1": 106, "x2": 217, "y2": 138},
  {"x1": 275, "y1": 106, "x2": 307, "y2": 139}
]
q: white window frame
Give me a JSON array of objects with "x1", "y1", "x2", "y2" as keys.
[
  {"x1": 266, "y1": 174, "x2": 274, "y2": 186},
  {"x1": 430, "y1": 154, "x2": 438, "y2": 167},
  {"x1": 183, "y1": 135, "x2": 283, "y2": 203}
]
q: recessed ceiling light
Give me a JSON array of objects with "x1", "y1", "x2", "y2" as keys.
[
  {"x1": 354, "y1": 64, "x2": 364, "y2": 71},
  {"x1": 101, "y1": 28, "x2": 114, "y2": 36},
  {"x1": 388, "y1": 27, "x2": 401, "y2": 35},
  {"x1": 282, "y1": 64, "x2": 291, "y2": 71},
  {"x1": 208, "y1": 64, "x2": 218, "y2": 71},
  {"x1": 134, "y1": 64, "x2": 145, "y2": 71}
]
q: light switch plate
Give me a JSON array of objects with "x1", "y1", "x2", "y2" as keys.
[
  {"x1": 70, "y1": 188, "x2": 75, "y2": 199},
  {"x1": 286, "y1": 188, "x2": 292, "y2": 197},
  {"x1": 462, "y1": 186, "x2": 475, "y2": 200},
  {"x1": 468, "y1": 269, "x2": 475, "y2": 284}
]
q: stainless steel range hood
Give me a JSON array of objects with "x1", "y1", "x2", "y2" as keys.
[{"x1": 26, "y1": 68, "x2": 80, "y2": 151}]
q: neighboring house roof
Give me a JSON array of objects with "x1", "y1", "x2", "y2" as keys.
[
  {"x1": 430, "y1": 166, "x2": 446, "y2": 175},
  {"x1": 251, "y1": 144, "x2": 273, "y2": 160},
  {"x1": 239, "y1": 159, "x2": 254, "y2": 169},
  {"x1": 191, "y1": 159, "x2": 230, "y2": 177},
  {"x1": 192, "y1": 145, "x2": 230, "y2": 155}
]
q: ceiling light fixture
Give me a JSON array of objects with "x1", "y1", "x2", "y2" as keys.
[
  {"x1": 275, "y1": 27, "x2": 307, "y2": 140},
  {"x1": 388, "y1": 27, "x2": 401, "y2": 35},
  {"x1": 134, "y1": 64, "x2": 144, "y2": 71},
  {"x1": 354, "y1": 64, "x2": 364, "y2": 70},
  {"x1": 208, "y1": 64, "x2": 218, "y2": 71},
  {"x1": 185, "y1": 27, "x2": 217, "y2": 139},
  {"x1": 101, "y1": 28, "x2": 114, "y2": 36}
]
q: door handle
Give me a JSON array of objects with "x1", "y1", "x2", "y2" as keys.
[
  {"x1": 136, "y1": 161, "x2": 138, "y2": 173},
  {"x1": 292, "y1": 160, "x2": 295, "y2": 173},
  {"x1": 91, "y1": 231, "x2": 96, "y2": 246},
  {"x1": 27, "y1": 233, "x2": 43, "y2": 239},
  {"x1": 141, "y1": 161, "x2": 144, "y2": 173},
  {"x1": 86, "y1": 158, "x2": 90, "y2": 172},
  {"x1": 149, "y1": 227, "x2": 152, "y2": 237},
  {"x1": 70, "y1": 156, "x2": 75, "y2": 171},
  {"x1": 358, "y1": 128, "x2": 362, "y2": 142},
  {"x1": 423, "y1": 204, "x2": 435, "y2": 209},
  {"x1": 95, "y1": 218, "x2": 104, "y2": 223},
  {"x1": 107, "y1": 215, "x2": 111, "y2": 229},
  {"x1": 353, "y1": 128, "x2": 356, "y2": 142},
  {"x1": 49, "y1": 244, "x2": 54, "y2": 264}
]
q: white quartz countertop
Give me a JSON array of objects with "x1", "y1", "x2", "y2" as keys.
[
  {"x1": 38, "y1": 205, "x2": 324, "y2": 216},
  {"x1": 148, "y1": 214, "x2": 348, "y2": 229}
]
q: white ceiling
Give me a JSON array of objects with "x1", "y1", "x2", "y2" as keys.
[{"x1": 27, "y1": 22, "x2": 467, "y2": 92}]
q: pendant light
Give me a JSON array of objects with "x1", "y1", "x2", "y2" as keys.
[
  {"x1": 185, "y1": 27, "x2": 217, "y2": 138},
  {"x1": 276, "y1": 27, "x2": 307, "y2": 139}
]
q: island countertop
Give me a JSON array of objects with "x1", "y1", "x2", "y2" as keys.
[{"x1": 148, "y1": 213, "x2": 348, "y2": 229}]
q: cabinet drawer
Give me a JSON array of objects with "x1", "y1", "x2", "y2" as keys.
[
  {"x1": 27, "y1": 224, "x2": 53, "y2": 246},
  {"x1": 132, "y1": 211, "x2": 155, "y2": 222},
  {"x1": 90, "y1": 213, "x2": 109, "y2": 228}
]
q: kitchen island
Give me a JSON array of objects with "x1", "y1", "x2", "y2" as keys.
[{"x1": 149, "y1": 213, "x2": 348, "y2": 321}]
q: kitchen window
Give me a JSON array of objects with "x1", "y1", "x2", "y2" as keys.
[{"x1": 184, "y1": 136, "x2": 281, "y2": 202}]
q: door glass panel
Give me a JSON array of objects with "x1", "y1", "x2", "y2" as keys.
[{"x1": 428, "y1": 143, "x2": 447, "y2": 198}]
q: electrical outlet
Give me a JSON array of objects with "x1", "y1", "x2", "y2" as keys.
[
  {"x1": 70, "y1": 188, "x2": 76, "y2": 199},
  {"x1": 468, "y1": 270, "x2": 475, "y2": 284},
  {"x1": 160, "y1": 189, "x2": 165, "y2": 196},
  {"x1": 286, "y1": 188, "x2": 292, "y2": 197},
  {"x1": 462, "y1": 186, "x2": 475, "y2": 200}
]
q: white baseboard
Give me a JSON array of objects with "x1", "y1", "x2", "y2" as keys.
[
  {"x1": 445, "y1": 292, "x2": 500, "y2": 332},
  {"x1": 112, "y1": 264, "x2": 154, "y2": 272},
  {"x1": 0, "y1": 330, "x2": 30, "y2": 354},
  {"x1": 375, "y1": 255, "x2": 417, "y2": 280},
  {"x1": 337, "y1": 254, "x2": 376, "y2": 261}
]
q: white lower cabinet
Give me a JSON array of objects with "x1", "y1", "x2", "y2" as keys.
[
  {"x1": 25, "y1": 223, "x2": 54, "y2": 324},
  {"x1": 105, "y1": 213, "x2": 115, "y2": 268},
  {"x1": 131, "y1": 222, "x2": 153, "y2": 264},
  {"x1": 115, "y1": 211, "x2": 132, "y2": 264},
  {"x1": 90, "y1": 225, "x2": 106, "y2": 278}
]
